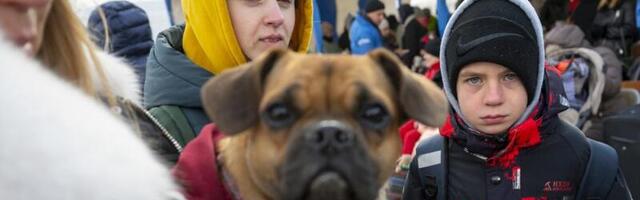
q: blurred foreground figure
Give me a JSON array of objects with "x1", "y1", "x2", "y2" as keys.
[{"x1": 0, "y1": 36, "x2": 182, "y2": 200}]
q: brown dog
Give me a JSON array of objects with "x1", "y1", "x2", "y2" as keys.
[{"x1": 200, "y1": 48, "x2": 447, "y2": 200}]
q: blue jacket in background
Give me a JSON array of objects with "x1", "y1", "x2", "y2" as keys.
[
  {"x1": 88, "y1": 1, "x2": 153, "y2": 91},
  {"x1": 349, "y1": 14, "x2": 383, "y2": 55}
]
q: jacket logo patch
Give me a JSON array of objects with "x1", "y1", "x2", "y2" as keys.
[
  {"x1": 543, "y1": 181, "x2": 572, "y2": 192},
  {"x1": 417, "y1": 150, "x2": 441, "y2": 168},
  {"x1": 357, "y1": 38, "x2": 372, "y2": 46},
  {"x1": 505, "y1": 166, "x2": 521, "y2": 190}
]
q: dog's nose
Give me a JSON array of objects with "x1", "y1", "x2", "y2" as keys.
[{"x1": 306, "y1": 120, "x2": 354, "y2": 154}]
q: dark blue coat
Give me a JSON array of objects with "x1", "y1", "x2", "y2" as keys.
[{"x1": 88, "y1": 1, "x2": 153, "y2": 90}]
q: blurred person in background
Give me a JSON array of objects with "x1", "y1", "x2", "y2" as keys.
[
  {"x1": 400, "y1": 7, "x2": 430, "y2": 67},
  {"x1": 379, "y1": 17, "x2": 408, "y2": 57},
  {"x1": 396, "y1": 3, "x2": 414, "y2": 47},
  {"x1": 88, "y1": 0, "x2": 154, "y2": 93},
  {"x1": 421, "y1": 37, "x2": 442, "y2": 88},
  {"x1": 349, "y1": 0, "x2": 385, "y2": 54},
  {"x1": 590, "y1": 0, "x2": 636, "y2": 59},
  {"x1": 321, "y1": 21, "x2": 342, "y2": 53},
  {"x1": 338, "y1": 13, "x2": 355, "y2": 52}
]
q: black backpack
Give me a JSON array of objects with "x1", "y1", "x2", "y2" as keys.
[
  {"x1": 413, "y1": 134, "x2": 621, "y2": 199},
  {"x1": 604, "y1": 104, "x2": 640, "y2": 199}
]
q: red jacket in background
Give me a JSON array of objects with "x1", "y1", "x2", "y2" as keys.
[
  {"x1": 399, "y1": 120, "x2": 421, "y2": 155},
  {"x1": 424, "y1": 62, "x2": 441, "y2": 80}
]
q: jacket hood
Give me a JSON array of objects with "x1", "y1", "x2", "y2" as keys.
[
  {"x1": 143, "y1": 25, "x2": 212, "y2": 109},
  {"x1": 439, "y1": 0, "x2": 546, "y2": 130},
  {"x1": 181, "y1": 0, "x2": 313, "y2": 74},
  {"x1": 544, "y1": 21, "x2": 591, "y2": 49},
  {"x1": 87, "y1": 1, "x2": 153, "y2": 59}
]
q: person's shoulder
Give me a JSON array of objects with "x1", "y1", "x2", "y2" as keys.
[
  {"x1": 156, "y1": 25, "x2": 186, "y2": 51},
  {"x1": 549, "y1": 119, "x2": 590, "y2": 157}
]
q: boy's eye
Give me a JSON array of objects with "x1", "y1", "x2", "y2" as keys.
[
  {"x1": 465, "y1": 77, "x2": 482, "y2": 85},
  {"x1": 503, "y1": 73, "x2": 519, "y2": 81}
]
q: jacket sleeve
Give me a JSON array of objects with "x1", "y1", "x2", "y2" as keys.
[
  {"x1": 605, "y1": 170, "x2": 633, "y2": 200},
  {"x1": 402, "y1": 155, "x2": 428, "y2": 200},
  {"x1": 351, "y1": 30, "x2": 378, "y2": 55}
]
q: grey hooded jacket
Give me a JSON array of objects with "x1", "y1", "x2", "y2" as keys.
[{"x1": 144, "y1": 25, "x2": 212, "y2": 146}]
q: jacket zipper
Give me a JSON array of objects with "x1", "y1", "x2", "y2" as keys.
[{"x1": 130, "y1": 102, "x2": 183, "y2": 152}]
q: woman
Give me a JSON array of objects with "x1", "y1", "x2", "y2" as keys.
[
  {"x1": 1, "y1": 0, "x2": 138, "y2": 104},
  {"x1": 0, "y1": 0, "x2": 181, "y2": 164},
  {"x1": 144, "y1": 0, "x2": 312, "y2": 149}
]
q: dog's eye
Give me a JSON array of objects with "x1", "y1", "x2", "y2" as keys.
[
  {"x1": 359, "y1": 103, "x2": 390, "y2": 129},
  {"x1": 263, "y1": 103, "x2": 296, "y2": 128}
]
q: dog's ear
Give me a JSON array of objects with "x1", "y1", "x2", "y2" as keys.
[
  {"x1": 367, "y1": 48, "x2": 448, "y2": 127},
  {"x1": 201, "y1": 48, "x2": 290, "y2": 135}
]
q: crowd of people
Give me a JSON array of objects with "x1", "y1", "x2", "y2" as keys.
[{"x1": 1, "y1": 0, "x2": 639, "y2": 199}]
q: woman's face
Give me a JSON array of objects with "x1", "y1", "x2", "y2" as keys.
[
  {"x1": 0, "y1": 0, "x2": 53, "y2": 57},
  {"x1": 228, "y1": 0, "x2": 296, "y2": 60}
]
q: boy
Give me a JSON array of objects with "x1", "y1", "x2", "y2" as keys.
[{"x1": 402, "y1": 0, "x2": 632, "y2": 199}]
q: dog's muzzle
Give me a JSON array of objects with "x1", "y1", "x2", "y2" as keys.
[
  {"x1": 279, "y1": 119, "x2": 378, "y2": 200},
  {"x1": 305, "y1": 120, "x2": 355, "y2": 155}
]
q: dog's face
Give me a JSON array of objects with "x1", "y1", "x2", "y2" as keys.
[{"x1": 202, "y1": 48, "x2": 447, "y2": 200}]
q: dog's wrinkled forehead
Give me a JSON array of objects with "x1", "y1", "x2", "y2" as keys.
[
  {"x1": 259, "y1": 55, "x2": 398, "y2": 113},
  {"x1": 202, "y1": 48, "x2": 447, "y2": 135}
]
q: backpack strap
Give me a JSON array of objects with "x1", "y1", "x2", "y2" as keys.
[
  {"x1": 414, "y1": 135, "x2": 447, "y2": 200},
  {"x1": 148, "y1": 105, "x2": 196, "y2": 147},
  {"x1": 576, "y1": 139, "x2": 619, "y2": 200}
]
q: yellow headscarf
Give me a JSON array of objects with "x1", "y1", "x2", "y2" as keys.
[{"x1": 182, "y1": 0, "x2": 313, "y2": 74}]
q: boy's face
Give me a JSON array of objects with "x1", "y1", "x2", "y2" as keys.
[{"x1": 456, "y1": 62, "x2": 527, "y2": 135}]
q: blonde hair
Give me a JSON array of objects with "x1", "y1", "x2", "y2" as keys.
[
  {"x1": 96, "y1": 6, "x2": 111, "y2": 51},
  {"x1": 37, "y1": 0, "x2": 116, "y2": 105}
]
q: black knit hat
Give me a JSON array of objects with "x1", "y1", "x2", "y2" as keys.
[
  {"x1": 445, "y1": 0, "x2": 539, "y2": 103},
  {"x1": 365, "y1": 0, "x2": 385, "y2": 13},
  {"x1": 423, "y1": 38, "x2": 441, "y2": 57}
]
